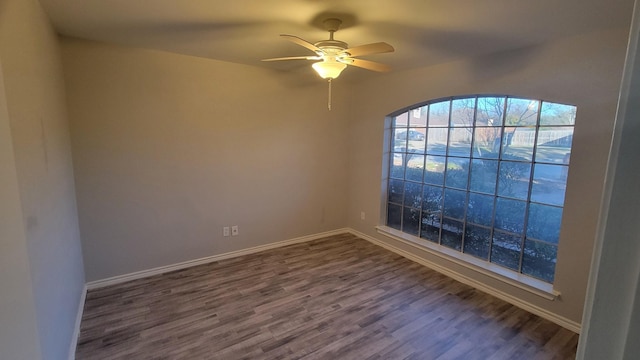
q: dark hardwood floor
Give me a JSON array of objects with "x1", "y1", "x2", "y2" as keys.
[{"x1": 75, "y1": 233, "x2": 578, "y2": 359}]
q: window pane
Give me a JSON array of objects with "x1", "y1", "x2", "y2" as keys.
[
  {"x1": 402, "y1": 207, "x2": 421, "y2": 236},
  {"x1": 502, "y1": 127, "x2": 535, "y2": 161},
  {"x1": 425, "y1": 155, "x2": 446, "y2": 185},
  {"x1": 405, "y1": 154, "x2": 424, "y2": 182},
  {"x1": 491, "y1": 231, "x2": 522, "y2": 270},
  {"x1": 531, "y1": 164, "x2": 567, "y2": 206},
  {"x1": 388, "y1": 179, "x2": 404, "y2": 204},
  {"x1": 476, "y1": 97, "x2": 505, "y2": 126},
  {"x1": 428, "y1": 100, "x2": 450, "y2": 127},
  {"x1": 448, "y1": 128, "x2": 473, "y2": 156},
  {"x1": 494, "y1": 198, "x2": 526, "y2": 234},
  {"x1": 393, "y1": 112, "x2": 409, "y2": 127},
  {"x1": 396, "y1": 130, "x2": 426, "y2": 153},
  {"x1": 409, "y1": 106, "x2": 428, "y2": 127},
  {"x1": 422, "y1": 185, "x2": 443, "y2": 214},
  {"x1": 498, "y1": 161, "x2": 531, "y2": 200},
  {"x1": 441, "y1": 218, "x2": 463, "y2": 250},
  {"x1": 403, "y1": 182, "x2": 422, "y2": 209},
  {"x1": 390, "y1": 153, "x2": 405, "y2": 179},
  {"x1": 464, "y1": 225, "x2": 491, "y2": 259},
  {"x1": 505, "y1": 98, "x2": 539, "y2": 126},
  {"x1": 421, "y1": 212, "x2": 441, "y2": 243},
  {"x1": 527, "y1": 203, "x2": 562, "y2": 243},
  {"x1": 387, "y1": 203, "x2": 402, "y2": 230},
  {"x1": 472, "y1": 127, "x2": 501, "y2": 159},
  {"x1": 445, "y1": 157, "x2": 469, "y2": 189},
  {"x1": 536, "y1": 127, "x2": 573, "y2": 164},
  {"x1": 407, "y1": 129, "x2": 427, "y2": 152},
  {"x1": 393, "y1": 128, "x2": 408, "y2": 151},
  {"x1": 540, "y1": 102, "x2": 576, "y2": 126},
  {"x1": 451, "y1": 98, "x2": 476, "y2": 127},
  {"x1": 522, "y1": 240, "x2": 557, "y2": 282},
  {"x1": 470, "y1": 159, "x2": 498, "y2": 194},
  {"x1": 467, "y1": 193, "x2": 494, "y2": 226},
  {"x1": 426, "y1": 128, "x2": 448, "y2": 155},
  {"x1": 443, "y1": 188, "x2": 466, "y2": 220}
]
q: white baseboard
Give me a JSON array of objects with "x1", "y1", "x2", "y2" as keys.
[
  {"x1": 348, "y1": 228, "x2": 582, "y2": 334},
  {"x1": 82, "y1": 227, "x2": 580, "y2": 334},
  {"x1": 86, "y1": 228, "x2": 350, "y2": 290},
  {"x1": 68, "y1": 284, "x2": 87, "y2": 360}
]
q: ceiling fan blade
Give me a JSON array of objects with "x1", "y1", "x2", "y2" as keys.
[
  {"x1": 342, "y1": 42, "x2": 394, "y2": 57},
  {"x1": 262, "y1": 56, "x2": 321, "y2": 62},
  {"x1": 280, "y1": 34, "x2": 322, "y2": 53},
  {"x1": 342, "y1": 58, "x2": 391, "y2": 72}
]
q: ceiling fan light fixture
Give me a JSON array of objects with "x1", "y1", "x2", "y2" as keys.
[{"x1": 312, "y1": 61, "x2": 347, "y2": 79}]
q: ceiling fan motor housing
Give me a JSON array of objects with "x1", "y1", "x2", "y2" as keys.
[{"x1": 314, "y1": 40, "x2": 348, "y2": 53}]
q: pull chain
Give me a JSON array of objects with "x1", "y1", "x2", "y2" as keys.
[{"x1": 328, "y1": 78, "x2": 332, "y2": 111}]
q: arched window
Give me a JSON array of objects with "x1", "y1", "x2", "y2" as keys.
[{"x1": 385, "y1": 96, "x2": 576, "y2": 283}]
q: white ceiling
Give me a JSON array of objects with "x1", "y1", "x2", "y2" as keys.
[{"x1": 38, "y1": 0, "x2": 635, "y2": 81}]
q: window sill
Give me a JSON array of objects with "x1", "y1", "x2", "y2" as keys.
[{"x1": 375, "y1": 225, "x2": 560, "y2": 301}]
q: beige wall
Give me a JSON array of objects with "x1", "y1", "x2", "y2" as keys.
[
  {"x1": 578, "y1": 4, "x2": 640, "y2": 356},
  {"x1": 0, "y1": 0, "x2": 85, "y2": 358},
  {"x1": 0, "y1": 57, "x2": 42, "y2": 360},
  {"x1": 347, "y1": 28, "x2": 630, "y2": 324},
  {"x1": 62, "y1": 39, "x2": 350, "y2": 281}
]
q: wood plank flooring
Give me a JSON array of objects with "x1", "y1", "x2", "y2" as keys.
[{"x1": 75, "y1": 233, "x2": 578, "y2": 359}]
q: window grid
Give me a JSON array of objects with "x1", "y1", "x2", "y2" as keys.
[{"x1": 386, "y1": 96, "x2": 575, "y2": 283}]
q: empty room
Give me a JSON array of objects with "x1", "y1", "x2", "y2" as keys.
[{"x1": 2, "y1": 0, "x2": 640, "y2": 359}]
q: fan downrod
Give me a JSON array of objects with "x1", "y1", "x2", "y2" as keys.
[{"x1": 315, "y1": 18, "x2": 347, "y2": 50}]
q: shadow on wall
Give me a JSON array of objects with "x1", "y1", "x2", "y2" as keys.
[{"x1": 466, "y1": 45, "x2": 544, "y2": 83}]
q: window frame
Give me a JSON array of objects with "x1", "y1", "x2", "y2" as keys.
[{"x1": 379, "y1": 95, "x2": 576, "y2": 297}]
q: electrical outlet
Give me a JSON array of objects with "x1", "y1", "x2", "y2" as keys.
[
  {"x1": 231, "y1": 225, "x2": 239, "y2": 236},
  {"x1": 361, "y1": 211, "x2": 366, "y2": 220},
  {"x1": 223, "y1": 227, "x2": 230, "y2": 237}
]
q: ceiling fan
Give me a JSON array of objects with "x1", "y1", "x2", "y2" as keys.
[
  {"x1": 262, "y1": 18, "x2": 394, "y2": 109},
  {"x1": 262, "y1": 18, "x2": 394, "y2": 80}
]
